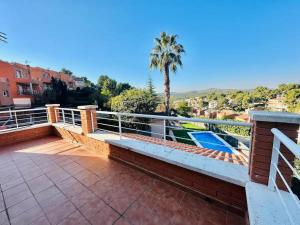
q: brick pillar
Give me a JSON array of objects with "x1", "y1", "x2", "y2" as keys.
[
  {"x1": 249, "y1": 111, "x2": 300, "y2": 190},
  {"x1": 78, "y1": 105, "x2": 98, "y2": 135},
  {"x1": 46, "y1": 104, "x2": 60, "y2": 123}
]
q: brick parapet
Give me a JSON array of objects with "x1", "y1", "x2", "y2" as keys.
[
  {"x1": 46, "y1": 104, "x2": 60, "y2": 123},
  {"x1": 78, "y1": 105, "x2": 98, "y2": 135},
  {"x1": 249, "y1": 111, "x2": 300, "y2": 190}
]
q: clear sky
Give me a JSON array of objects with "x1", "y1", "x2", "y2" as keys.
[{"x1": 1, "y1": 0, "x2": 299, "y2": 92}]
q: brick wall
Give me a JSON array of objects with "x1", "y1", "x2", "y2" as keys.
[
  {"x1": 249, "y1": 121, "x2": 299, "y2": 189},
  {"x1": 53, "y1": 126, "x2": 247, "y2": 211},
  {"x1": 0, "y1": 125, "x2": 53, "y2": 147}
]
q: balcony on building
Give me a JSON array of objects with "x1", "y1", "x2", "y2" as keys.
[
  {"x1": 16, "y1": 83, "x2": 32, "y2": 96},
  {"x1": 41, "y1": 72, "x2": 52, "y2": 84},
  {"x1": 0, "y1": 105, "x2": 299, "y2": 225},
  {"x1": 14, "y1": 67, "x2": 31, "y2": 83}
]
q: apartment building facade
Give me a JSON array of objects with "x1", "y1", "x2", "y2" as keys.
[{"x1": 0, "y1": 60, "x2": 78, "y2": 107}]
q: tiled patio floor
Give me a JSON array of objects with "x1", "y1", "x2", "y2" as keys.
[{"x1": 0, "y1": 136, "x2": 245, "y2": 225}]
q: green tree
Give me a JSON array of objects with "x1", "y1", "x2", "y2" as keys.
[
  {"x1": 83, "y1": 77, "x2": 93, "y2": 87},
  {"x1": 278, "y1": 83, "x2": 300, "y2": 94},
  {"x1": 111, "y1": 89, "x2": 159, "y2": 114},
  {"x1": 176, "y1": 101, "x2": 192, "y2": 117},
  {"x1": 116, "y1": 83, "x2": 132, "y2": 95},
  {"x1": 216, "y1": 94, "x2": 228, "y2": 110},
  {"x1": 42, "y1": 78, "x2": 68, "y2": 105},
  {"x1": 284, "y1": 89, "x2": 300, "y2": 112},
  {"x1": 147, "y1": 76, "x2": 156, "y2": 97},
  {"x1": 97, "y1": 75, "x2": 117, "y2": 96},
  {"x1": 228, "y1": 91, "x2": 250, "y2": 111},
  {"x1": 149, "y1": 32, "x2": 185, "y2": 115},
  {"x1": 251, "y1": 86, "x2": 271, "y2": 103},
  {"x1": 60, "y1": 68, "x2": 73, "y2": 75}
]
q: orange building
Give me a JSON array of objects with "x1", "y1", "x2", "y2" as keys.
[{"x1": 0, "y1": 60, "x2": 77, "y2": 107}]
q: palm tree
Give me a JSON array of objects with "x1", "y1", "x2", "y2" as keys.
[
  {"x1": 0, "y1": 32, "x2": 7, "y2": 43},
  {"x1": 149, "y1": 32, "x2": 184, "y2": 115}
]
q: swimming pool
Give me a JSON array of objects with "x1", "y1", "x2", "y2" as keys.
[{"x1": 188, "y1": 131, "x2": 238, "y2": 154}]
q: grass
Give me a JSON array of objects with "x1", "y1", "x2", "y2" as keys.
[{"x1": 172, "y1": 123, "x2": 207, "y2": 145}]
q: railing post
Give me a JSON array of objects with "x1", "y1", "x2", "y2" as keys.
[
  {"x1": 163, "y1": 119, "x2": 166, "y2": 143},
  {"x1": 249, "y1": 111, "x2": 300, "y2": 189},
  {"x1": 71, "y1": 110, "x2": 75, "y2": 125},
  {"x1": 14, "y1": 112, "x2": 18, "y2": 128},
  {"x1": 62, "y1": 109, "x2": 65, "y2": 123},
  {"x1": 78, "y1": 105, "x2": 98, "y2": 135},
  {"x1": 91, "y1": 111, "x2": 94, "y2": 132},
  {"x1": 55, "y1": 109, "x2": 59, "y2": 122},
  {"x1": 118, "y1": 114, "x2": 122, "y2": 139},
  {"x1": 45, "y1": 104, "x2": 60, "y2": 123},
  {"x1": 268, "y1": 136, "x2": 280, "y2": 190}
]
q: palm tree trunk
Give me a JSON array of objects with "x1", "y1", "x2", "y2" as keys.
[{"x1": 164, "y1": 64, "x2": 170, "y2": 115}]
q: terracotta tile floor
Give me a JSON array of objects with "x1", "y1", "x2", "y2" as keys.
[{"x1": 0, "y1": 136, "x2": 245, "y2": 225}]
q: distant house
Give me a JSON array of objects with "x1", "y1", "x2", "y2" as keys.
[
  {"x1": 73, "y1": 77, "x2": 86, "y2": 89},
  {"x1": 208, "y1": 100, "x2": 218, "y2": 109},
  {"x1": 267, "y1": 97, "x2": 287, "y2": 112},
  {"x1": 0, "y1": 60, "x2": 80, "y2": 107}
]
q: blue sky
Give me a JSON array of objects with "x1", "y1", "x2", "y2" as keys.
[{"x1": 1, "y1": 0, "x2": 299, "y2": 92}]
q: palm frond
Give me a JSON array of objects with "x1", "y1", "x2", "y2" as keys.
[
  {"x1": 0, "y1": 32, "x2": 7, "y2": 43},
  {"x1": 149, "y1": 31, "x2": 185, "y2": 74}
]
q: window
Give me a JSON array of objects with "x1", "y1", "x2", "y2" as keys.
[
  {"x1": 43, "y1": 73, "x2": 50, "y2": 79},
  {"x1": 3, "y1": 90, "x2": 9, "y2": 97},
  {"x1": 16, "y1": 70, "x2": 22, "y2": 78}
]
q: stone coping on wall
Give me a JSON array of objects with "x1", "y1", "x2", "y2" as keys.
[
  {"x1": 246, "y1": 182, "x2": 299, "y2": 225},
  {"x1": 88, "y1": 131, "x2": 250, "y2": 187},
  {"x1": 52, "y1": 122, "x2": 83, "y2": 134},
  {"x1": 250, "y1": 110, "x2": 300, "y2": 124}
]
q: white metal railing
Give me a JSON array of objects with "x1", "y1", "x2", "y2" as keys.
[
  {"x1": 92, "y1": 111, "x2": 253, "y2": 156},
  {"x1": 268, "y1": 128, "x2": 300, "y2": 225},
  {"x1": 0, "y1": 108, "x2": 49, "y2": 132},
  {"x1": 55, "y1": 108, "x2": 81, "y2": 126}
]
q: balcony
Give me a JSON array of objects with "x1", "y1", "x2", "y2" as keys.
[{"x1": 0, "y1": 105, "x2": 299, "y2": 225}]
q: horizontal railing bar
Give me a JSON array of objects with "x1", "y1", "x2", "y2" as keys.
[
  {"x1": 57, "y1": 107, "x2": 81, "y2": 112},
  {"x1": 12, "y1": 116, "x2": 48, "y2": 121},
  {"x1": 271, "y1": 128, "x2": 300, "y2": 158},
  {"x1": 4, "y1": 121, "x2": 47, "y2": 127},
  {"x1": 97, "y1": 122, "x2": 119, "y2": 128},
  {"x1": 121, "y1": 126, "x2": 164, "y2": 137},
  {"x1": 0, "y1": 108, "x2": 47, "y2": 114},
  {"x1": 120, "y1": 120, "x2": 162, "y2": 127},
  {"x1": 96, "y1": 117, "x2": 119, "y2": 122},
  {"x1": 10, "y1": 111, "x2": 47, "y2": 115},
  {"x1": 96, "y1": 111, "x2": 253, "y2": 127}
]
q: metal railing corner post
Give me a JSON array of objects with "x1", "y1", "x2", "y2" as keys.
[
  {"x1": 91, "y1": 111, "x2": 95, "y2": 132},
  {"x1": 268, "y1": 136, "x2": 280, "y2": 191},
  {"x1": 62, "y1": 109, "x2": 65, "y2": 123},
  {"x1": 118, "y1": 114, "x2": 122, "y2": 139},
  {"x1": 163, "y1": 119, "x2": 166, "y2": 145},
  {"x1": 71, "y1": 110, "x2": 75, "y2": 126}
]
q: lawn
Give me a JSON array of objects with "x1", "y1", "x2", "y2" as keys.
[{"x1": 171, "y1": 123, "x2": 207, "y2": 145}]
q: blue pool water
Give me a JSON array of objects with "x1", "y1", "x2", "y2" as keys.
[{"x1": 190, "y1": 132, "x2": 234, "y2": 153}]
